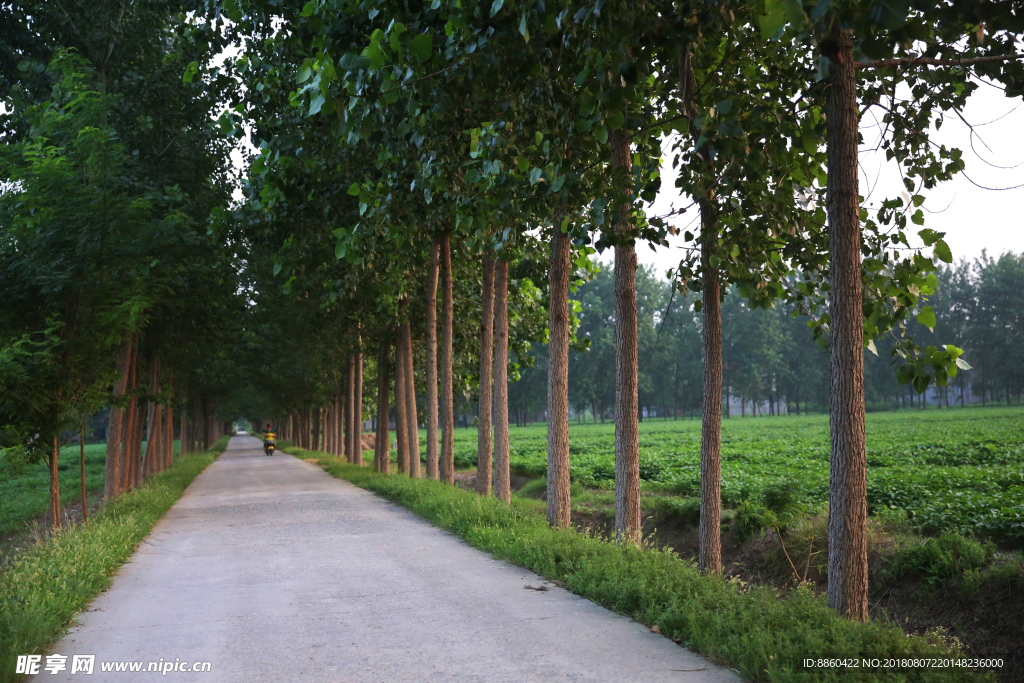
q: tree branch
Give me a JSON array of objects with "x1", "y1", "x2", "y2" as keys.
[{"x1": 857, "y1": 54, "x2": 1023, "y2": 70}]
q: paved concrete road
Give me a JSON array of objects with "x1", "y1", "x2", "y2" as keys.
[{"x1": 40, "y1": 436, "x2": 739, "y2": 682}]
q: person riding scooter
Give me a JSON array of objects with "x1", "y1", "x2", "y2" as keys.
[{"x1": 262, "y1": 425, "x2": 276, "y2": 456}]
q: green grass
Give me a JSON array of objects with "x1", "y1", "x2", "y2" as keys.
[
  {"x1": 0, "y1": 441, "x2": 180, "y2": 537},
  {"x1": 0, "y1": 437, "x2": 225, "y2": 683},
  {"x1": 297, "y1": 453, "x2": 990, "y2": 682},
  {"x1": 439, "y1": 407, "x2": 1024, "y2": 541}
]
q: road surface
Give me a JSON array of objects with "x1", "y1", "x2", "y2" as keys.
[{"x1": 39, "y1": 436, "x2": 739, "y2": 682}]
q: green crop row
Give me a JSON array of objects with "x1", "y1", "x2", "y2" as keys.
[{"x1": 446, "y1": 407, "x2": 1024, "y2": 541}]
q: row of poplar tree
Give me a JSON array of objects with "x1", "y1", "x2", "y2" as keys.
[
  {"x1": 1, "y1": 5, "x2": 251, "y2": 527},
  {"x1": 2, "y1": 0, "x2": 1022, "y2": 627},
  {"x1": 225, "y1": 0, "x2": 1023, "y2": 625}
]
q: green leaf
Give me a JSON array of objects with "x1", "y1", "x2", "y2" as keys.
[
  {"x1": 955, "y1": 357, "x2": 972, "y2": 371},
  {"x1": 759, "y1": 0, "x2": 804, "y2": 39},
  {"x1": 308, "y1": 92, "x2": 325, "y2": 116},
  {"x1": 490, "y1": 0, "x2": 504, "y2": 17},
  {"x1": 183, "y1": 61, "x2": 199, "y2": 83},
  {"x1": 410, "y1": 34, "x2": 433, "y2": 62},
  {"x1": 517, "y1": 156, "x2": 529, "y2": 173},
  {"x1": 933, "y1": 239, "x2": 952, "y2": 264},
  {"x1": 916, "y1": 305, "x2": 936, "y2": 329},
  {"x1": 300, "y1": 1, "x2": 316, "y2": 17},
  {"x1": 222, "y1": 0, "x2": 243, "y2": 22},
  {"x1": 272, "y1": 262, "x2": 283, "y2": 276},
  {"x1": 607, "y1": 111, "x2": 624, "y2": 130},
  {"x1": 519, "y1": 14, "x2": 529, "y2": 42},
  {"x1": 529, "y1": 167, "x2": 542, "y2": 185},
  {"x1": 347, "y1": 183, "x2": 361, "y2": 196},
  {"x1": 917, "y1": 228, "x2": 940, "y2": 246},
  {"x1": 337, "y1": 53, "x2": 371, "y2": 71}
]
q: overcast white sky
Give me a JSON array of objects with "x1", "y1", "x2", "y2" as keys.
[{"x1": 630, "y1": 80, "x2": 1024, "y2": 278}]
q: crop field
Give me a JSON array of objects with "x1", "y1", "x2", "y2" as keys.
[
  {"x1": 449, "y1": 407, "x2": 1024, "y2": 541},
  {"x1": 0, "y1": 442, "x2": 178, "y2": 537}
]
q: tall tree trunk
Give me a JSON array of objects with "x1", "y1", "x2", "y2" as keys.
[
  {"x1": 394, "y1": 327, "x2": 410, "y2": 474},
  {"x1": 476, "y1": 252, "x2": 496, "y2": 496},
  {"x1": 141, "y1": 397, "x2": 156, "y2": 483},
  {"x1": 699, "y1": 199, "x2": 723, "y2": 574},
  {"x1": 146, "y1": 404, "x2": 163, "y2": 478},
  {"x1": 132, "y1": 403, "x2": 143, "y2": 486},
  {"x1": 181, "y1": 410, "x2": 189, "y2": 456},
  {"x1": 825, "y1": 27, "x2": 869, "y2": 622},
  {"x1": 547, "y1": 227, "x2": 572, "y2": 528},
  {"x1": 120, "y1": 352, "x2": 139, "y2": 492},
  {"x1": 79, "y1": 415, "x2": 88, "y2": 523},
  {"x1": 346, "y1": 355, "x2": 355, "y2": 463},
  {"x1": 48, "y1": 435, "x2": 61, "y2": 529},
  {"x1": 403, "y1": 320, "x2": 421, "y2": 478},
  {"x1": 440, "y1": 233, "x2": 456, "y2": 484},
  {"x1": 334, "y1": 393, "x2": 342, "y2": 456},
  {"x1": 164, "y1": 397, "x2": 174, "y2": 471},
  {"x1": 611, "y1": 128, "x2": 641, "y2": 544},
  {"x1": 375, "y1": 340, "x2": 392, "y2": 473},
  {"x1": 492, "y1": 258, "x2": 511, "y2": 503},
  {"x1": 203, "y1": 400, "x2": 211, "y2": 451},
  {"x1": 104, "y1": 339, "x2": 133, "y2": 501},
  {"x1": 355, "y1": 345, "x2": 364, "y2": 466},
  {"x1": 426, "y1": 241, "x2": 441, "y2": 479}
]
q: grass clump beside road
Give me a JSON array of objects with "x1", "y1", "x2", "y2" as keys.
[
  {"x1": 298, "y1": 452, "x2": 988, "y2": 682},
  {"x1": 0, "y1": 437, "x2": 227, "y2": 683}
]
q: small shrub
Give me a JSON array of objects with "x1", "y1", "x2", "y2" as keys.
[
  {"x1": 652, "y1": 498, "x2": 701, "y2": 526},
  {"x1": 518, "y1": 477, "x2": 547, "y2": 498},
  {"x1": 888, "y1": 532, "x2": 995, "y2": 586}
]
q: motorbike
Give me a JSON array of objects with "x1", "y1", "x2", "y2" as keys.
[{"x1": 264, "y1": 437, "x2": 276, "y2": 456}]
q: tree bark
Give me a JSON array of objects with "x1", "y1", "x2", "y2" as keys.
[
  {"x1": 394, "y1": 326, "x2": 410, "y2": 474},
  {"x1": 699, "y1": 199, "x2": 723, "y2": 574},
  {"x1": 131, "y1": 403, "x2": 143, "y2": 486},
  {"x1": 164, "y1": 391, "x2": 174, "y2": 471},
  {"x1": 143, "y1": 356, "x2": 160, "y2": 479},
  {"x1": 403, "y1": 320, "x2": 421, "y2": 478},
  {"x1": 375, "y1": 339, "x2": 391, "y2": 473},
  {"x1": 120, "y1": 352, "x2": 139, "y2": 492},
  {"x1": 439, "y1": 233, "x2": 456, "y2": 484},
  {"x1": 492, "y1": 258, "x2": 511, "y2": 503},
  {"x1": 547, "y1": 227, "x2": 572, "y2": 528},
  {"x1": 355, "y1": 345, "x2": 364, "y2": 466},
  {"x1": 79, "y1": 415, "x2": 88, "y2": 522},
  {"x1": 825, "y1": 27, "x2": 869, "y2": 622},
  {"x1": 146, "y1": 404, "x2": 163, "y2": 478},
  {"x1": 103, "y1": 339, "x2": 133, "y2": 501},
  {"x1": 48, "y1": 435, "x2": 61, "y2": 529},
  {"x1": 476, "y1": 252, "x2": 496, "y2": 496},
  {"x1": 346, "y1": 354, "x2": 355, "y2": 462},
  {"x1": 611, "y1": 127, "x2": 641, "y2": 544},
  {"x1": 426, "y1": 241, "x2": 441, "y2": 480}
]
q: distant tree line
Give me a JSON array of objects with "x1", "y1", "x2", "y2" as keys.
[{"x1": 504, "y1": 251, "x2": 1024, "y2": 423}]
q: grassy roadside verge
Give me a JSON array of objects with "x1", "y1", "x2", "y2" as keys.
[
  {"x1": 294, "y1": 449, "x2": 991, "y2": 683},
  {"x1": 0, "y1": 437, "x2": 228, "y2": 683}
]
